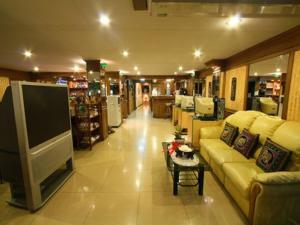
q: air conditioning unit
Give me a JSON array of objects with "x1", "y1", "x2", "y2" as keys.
[{"x1": 148, "y1": 0, "x2": 300, "y2": 17}]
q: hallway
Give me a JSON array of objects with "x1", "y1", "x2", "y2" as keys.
[{"x1": 0, "y1": 106, "x2": 247, "y2": 225}]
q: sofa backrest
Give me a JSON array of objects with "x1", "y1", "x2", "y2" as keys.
[
  {"x1": 249, "y1": 115, "x2": 284, "y2": 145},
  {"x1": 224, "y1": 110, "x2": 264, "y2": 131},
  {"x1": 271, "y1": 121, "x2": 300, "y2": 171}
]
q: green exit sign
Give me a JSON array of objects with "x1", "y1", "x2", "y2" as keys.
[{"x1": 100, "y1": 63, "x2": 108, "y2": 69}]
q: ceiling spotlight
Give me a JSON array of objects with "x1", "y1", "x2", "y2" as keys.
[
  {"x1": 227, "y1": 14, "x2": 241, "y2": 28},
  {"x1": 276, "y1": 68, "x2": 281, "y2": 72},
  {"x1": 178, "y1": 66, "x2": 183, "y2": 71},
  {"x1": 23, "y1": 50, "x2": 32, "y2": 58},
  {"x1": 122, "y1": 50, "x2": 129, "y2": 57},
  {"x1": 194, "y1": 49, "x2": 202, "y2": 58},
  {"x1": 174, "y1": 72, "x2": 178, "y2": 75},
  {"x1": 137, "y1": 71, "x2": 141, "y2": 75},
  {"x1": 99, "y1": 14, "x2": 110, "y2": 26},
  {"x1": 33, "y1": 66, "x2": 39, "y2": 72},
  {"x1": 134, "y1": 66, "x2": 138, "y2": 71},
  {"x1": 254, "y1": 72, "x2": 258, "y2": 76},
  {"x1": 73, "y1": 65, "x2": 80, "y2": 72}
]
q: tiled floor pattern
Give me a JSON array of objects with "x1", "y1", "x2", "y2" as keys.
[{"x1": 0, "y1": 105, "x2": 248, "y2": 225}]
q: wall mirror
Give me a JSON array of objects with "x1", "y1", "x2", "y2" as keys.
[{"x1": 247, "y1": 54, "x2": 289, "y2": 118}]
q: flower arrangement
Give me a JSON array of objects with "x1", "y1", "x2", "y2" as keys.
[{"x1": 174, "y1": 125, "x2": 183, "y2": 140}]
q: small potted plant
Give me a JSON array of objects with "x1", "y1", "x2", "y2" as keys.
[{"x1": 174, "y1": 125, "x2": 183, "y2": 141}]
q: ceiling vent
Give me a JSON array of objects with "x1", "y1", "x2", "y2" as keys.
[{"x1": 148, "y1": 0, "x2": 300, "y2": 17}]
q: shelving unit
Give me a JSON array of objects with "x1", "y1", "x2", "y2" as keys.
[{"x1": 74, "y1": 103, "x2": 101, "y2": 150}]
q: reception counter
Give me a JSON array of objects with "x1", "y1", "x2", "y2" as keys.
[{"x1": 151, "y1": 96, "x2": 174, "y2": 118}]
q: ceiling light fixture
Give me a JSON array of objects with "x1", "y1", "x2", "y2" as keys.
[
  {"x1": 73, "y1": 65, "x2": 80, "y2": 72},
  {"x1": 174, "y1": 72, "x2": 178, "y2": 75},
  {"x1": 122, "y1": 50, "x2": 129, "y2": 57},
  {"x1": 178, "y1": 66, "x2": 183, "y2": 71},
  {"x1": 33, "y1": 66, "x2": 39, "y2": 72},
  {"x1": 99, "y1": 14, "x2": 110, "y2": 26},
  {"x1": 194, "y1": 49, "x2": 202, "y2": 58},
  {"x1": 23, "y1": 50, "x2": 32, "y2": 58},
  {"x1": 227, "y1": 14, "x2": 241, "y2": 28},
  {"x1": 137, "y1": 71, "x2": 141, "y2": 75},
  {"x1": 276, "y1": 68, "x2": 281, "y2": 72},
  {"x1": 254, "y1": 72, "x2": 258, "y2": 76},
  {"x1": 134, "y1": 66, "x2": 138, "y2": 71}
]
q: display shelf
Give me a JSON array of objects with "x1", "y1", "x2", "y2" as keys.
[{"x1": 74, "y1": 103, "x2": 101, "y2": 150}]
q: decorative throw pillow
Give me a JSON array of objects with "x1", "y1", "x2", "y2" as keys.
[
  {"x1": 233, "y1": 129, "x2": 259, "y2": 158},
  {"x1": 220, "y1": 122, "x2": 238, "y2": 146},
  {"x1": 256, "y1": 138, "x2": 291, "y2": 172}
]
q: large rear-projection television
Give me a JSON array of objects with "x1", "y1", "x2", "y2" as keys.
[{"x1": 0, "y1": 81, "x2": 74, "y2": 211}]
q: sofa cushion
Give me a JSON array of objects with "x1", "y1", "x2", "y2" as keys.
[
  {"x1": 272, "y1": 121, "x2": 300, "y2": 171},
  {"x1": 224, "y1": 110, "x2": 264, "y2": 131},
  {"x1": 256, "y1": 138, "x2": 291, "y2": 172},
  {"x1": 220, "y1": 122, "x2": 238, "y2": 146},
  {"x1": 223, "y1": 163, "x2": 264, "y2": 199},
  {"x1": 209, "y1": 147, "x2": 254, "y2": 167},
  {"x1": 200, "y1": 138, "x2": 231, "y2": 154},
  {"x1": 249, "y1": 115, "x2": 284, "y2": 144},
  {"x1": 233, "y1": 129, "x2": 259, "y2": 158}
]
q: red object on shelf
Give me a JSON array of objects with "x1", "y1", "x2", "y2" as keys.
[{"x1": 169, "y1": 141, "x2": 181, "y2": 156}]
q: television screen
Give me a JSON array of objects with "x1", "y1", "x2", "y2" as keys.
[{"x1": 22, "y1": 85, "x2": 70, "y2": 149}]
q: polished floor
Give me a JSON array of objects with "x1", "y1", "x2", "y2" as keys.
[{"x1": 0, "y1": 106, "x2": 248, "y2": 225}]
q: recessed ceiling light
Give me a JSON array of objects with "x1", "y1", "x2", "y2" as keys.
[
  {"x1": 174, "y1": 72, "x2": 178, "y2": 75},
  {"x1": 276, "y1": 68, "x2": 281, "y2": 72},
  {"x1": 178, "y1": 66, "x2": 183, "y2": 71},
  {"x1": 73, "y1": 65, "x2": 80, "y2": 72},
  {"x1": 99, "y1": 14, "x2": 110, "y2": 26},
  {"x1": 134, "y1": 66, "x2": 138, "y2": 71},
  {"x1": 33, "y1": 66, "x2": 39, "y2": 72},
  {"x1": 23, "y1": 50, "x2": 32, "y2": 58},
  {"x1": 254, "y1": 72, "x2": 258, "y2": 76},
  {"x1": 122, "y1": 50, "x2": 129, "y2": 57},
  {"x1": 137, "y1": 71, "x2": 141, "y2": 75},
  {"x1": 194, "y1": 49, "x2": 202, "y2": 58},
  {"x1": 227, "y1": 14, "x2": 241, "y2": 28}
]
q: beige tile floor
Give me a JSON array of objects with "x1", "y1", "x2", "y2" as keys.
[{"x1": 0, "y1": 105, "x2": 248, "y2": 225}]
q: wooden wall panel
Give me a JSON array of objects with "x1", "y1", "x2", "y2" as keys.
[
  {"x1": 224, "y1": 66, "x2": 248, "y2": 111},
  {"x1": 0, "y1": 77, "x2": 9, "y2": 101},
  {"x1": 219, "y1": 72, "x2": 225, "y2": 98},
  {"x1": 287, "y1": 50, "x2": 300, "y2": 121},
  {"x1": 205, "y1": 75, "x2": 212, "y2": 97},
  {"x1": 0, "y1": 68, "x2": 31, "y2": 81}
]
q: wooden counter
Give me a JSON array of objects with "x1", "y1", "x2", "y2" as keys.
[{"x1": 152, "y1": 96, "x2": 174, "y2": 118}]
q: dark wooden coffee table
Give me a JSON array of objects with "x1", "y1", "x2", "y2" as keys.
[{"x1": 162, "y1": 142, "x2": 205, "y2": 195}]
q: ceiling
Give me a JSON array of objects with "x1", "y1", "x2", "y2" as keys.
[{"x1": 0, "y1": 0, "x2": 300, "y2": 75}]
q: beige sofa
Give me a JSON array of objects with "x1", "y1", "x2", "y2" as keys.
[{"x1": 199, "y1": 111, "x2": 300, "y2": 225}]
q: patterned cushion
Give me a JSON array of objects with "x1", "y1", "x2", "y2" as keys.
[
  {"x1": 256, "y1": 138, "x2": 291, "y2": 172},
  {"x1": 233, "y1": 129, "x2": 259, "y2": 158},
  {"x1": 220, "y1": 122, "x2": 238, "y2": 146}
]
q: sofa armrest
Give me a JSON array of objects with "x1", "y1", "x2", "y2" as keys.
[
  {"x1": 249, "y1": 172, "x2": 300, "y2": 225},
  {"x1": 200, "y1": 126, "x2": 222, "y2": 139},
  {"x1": 254, "y1": 171, "x2": 300, "y2": 185}
]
